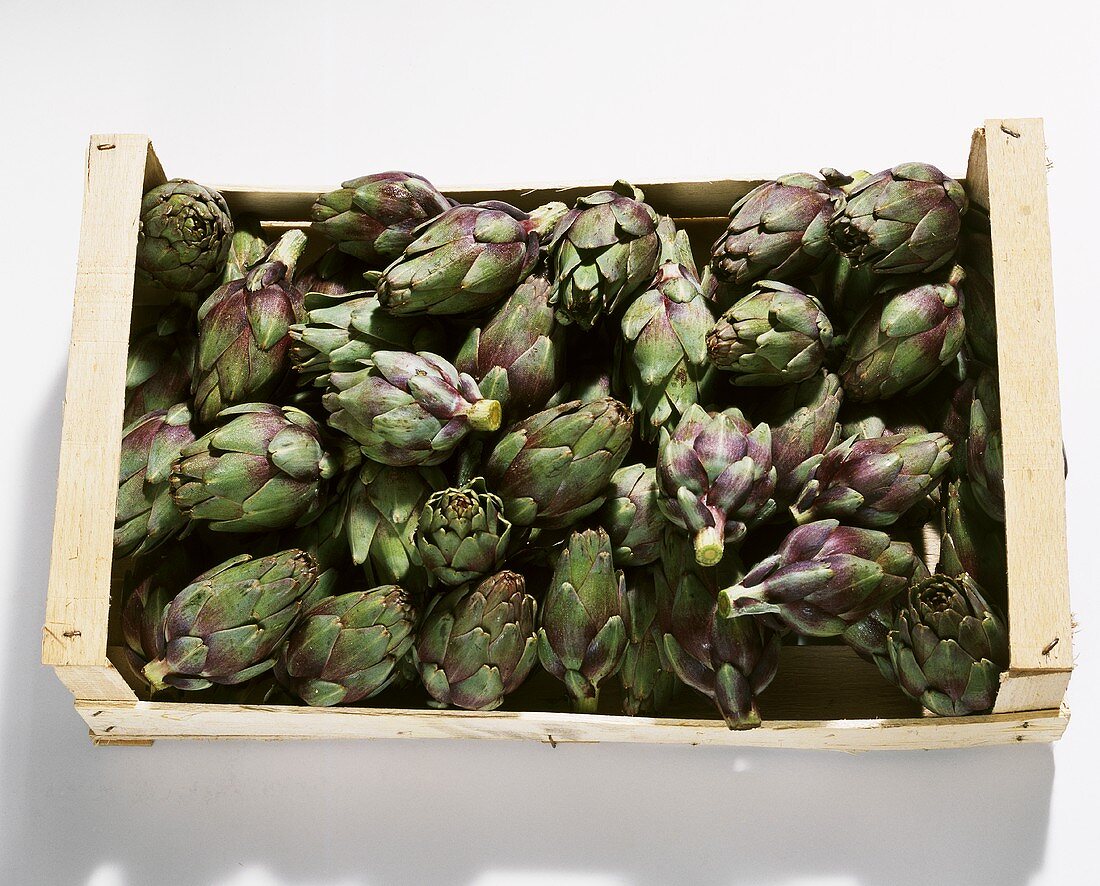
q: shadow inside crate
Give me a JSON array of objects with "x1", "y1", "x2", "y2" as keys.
[{"x1": 0, "y1": 362, "x2": 1058, "y2": 886}]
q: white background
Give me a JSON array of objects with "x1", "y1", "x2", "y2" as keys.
[{"x1": 1, "y1": 1, "x2": 1097, "y2": 883}]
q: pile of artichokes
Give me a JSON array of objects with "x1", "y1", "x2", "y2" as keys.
[{"x1": 115, "y1": 165, "x2": 1010, "y2": 726}]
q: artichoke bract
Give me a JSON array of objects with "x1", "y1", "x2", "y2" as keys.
[
  {"x1": 484, "y1": 397, "x2": 634, "y2": 529},
  {"x1": 343, "y1": 461, "x2": 444, "y2": 594},
  {"x1": 841, "y1": 603, "x2": 901, "y2": 685},
  {"x1": 939, "y1": 479, "x2": 1008, "y2": 608},
  {"x1": 413, "y1": 478, "x2": 512, "y2": 587},
  {"x1": 887, "y1": 573, "x2": 1008, "y2": 717},
  {"x1": 290, "y1": 291, "x2": 444, "y2": 389},
  {"x1": 707, "y1": 282, "x2": 834, "y2": 386},
  {"x1": 620, "y1": 567, "x2": 678, "y2": 716},
  {"x1": 220, "y1": 217, "x2": 269, "y2": 284},
  {"x1": 170, "y1": 403, "x2": 337, "y2": 533},
  {"x1": 792, "y1": 432, "x2": 953, "y2": 528},
  {"x1": 415, "y1": 571, "x2": 538, "y2": 711},
  {"x1": 839, "y1": 266, "x2": 966, "y2": 402},
  {"x1": 656, "y1": 404, "x2": 776, "y2": 567},
  {"x1": 136, "y1": 179, "x2": 234, "y2": 292},
  {"x1": 619, "y1": 219, "x2": 716, "y2": 441},
  {"x1": 455, "y1": 275, "x2": 563, "y2": 417},
  {"x1": 114, "y1": 404, "x2": 196, "y2": 558},
  {"x1": 124, "y1": 304, "x2": 196, "y2": 425},
  {"x1": 538, "y1": 529, "x2": 629, "y2": 713},
  {"x1": 756, "y1": 371, "x2": 843, "y2": 508},
  {"x1": 193, "y1": 231, "x2": 307, "y2": 425},
  {"x1": 718, "y1": 519, "x2": 924, "y2": 636},
  {"x1": 656, "y1": 536, "x2": 780, "y2": 729},
  {"x1": 311, "y1": 172, "x2": 453, "y2": 267},
  {"x1": 376, "y1": 200, "x2": 554, "y2": 316},
  {"x1": 548, "y1": 181, "x2": 660, "y2": 329},
  {"x1": 709, "y1": 173, "x2": 836, "y2": 287},
  {"x1": 142, "y1": 549, "x2": 320, "y2": 691},
  {"x1": 827, "y1": 163, "x2": 968, "y2": 275},
  {"x1": 959, "y1": 208, "x2": 998, "y2": 366},
  {"x1": 119, "y1": 547, "x2": 193, "y2": 690},
  {"x1": 324, "y1": 350, "x2": 501, "y2": 467},
  {"x1": 276, "y1": 585, "x2": 418, "y2": 706},
  {"x1": 967, "y1": 369, "x2": 1005, "y2": 522},
  {"x1": 597, "y1": 463, "x2": 666, "y2": 567}
]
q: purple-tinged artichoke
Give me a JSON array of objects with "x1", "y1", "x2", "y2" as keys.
[
  {"x1": 718, "y1": 519, "x2": 924, "y2": 637},
  {"x1": 958, "y1": 207, "x2": 998, "y2": 366},
  {"x1": 455, "y1": 274, "x2": 563, "y2": 417},
  {"x1": 709, "y1": 173, "x2": 836, "y2": 287},
  {"x1": 414, "y1": 571, "x2": 538, "y2": 711},
  {"x1": 376, "y1": 200, "x2": 562, "y2": 316},
  {"x1": 939, "y1": 479, "x2": 1008, "y2": 609},
  {"x1": 118, "y1": 547, "x2": 193, "y2": 693},
  {"x1": 792, "y1": 432, "x2": 952, "y2": 528},
  {"x1": 656, "y1": 535, "x2": 780, "y2": 729},
  {"x1": 276, "y1": 584, "x2": 418, "y2": 706},
  {"x1": 170, "y1": 403, "x2": 337, "y2": 533},
  {"x1": 839, "y1": 400, "x2": 932, "y2": 443},
  {"x1": 967, "y1": 368, "x2": 1004, "y2": 522},
  {"x1": 819, "y1": 252, "x2": 878, "y2": 331},
  {"x1": 192, "y1": 231, "x2": 307, "y2": 425},
  {"x1": 887, "y1": 573, "x2": 1008, "y2": 716},
  {"x1": 549, "y1": 181, "x2": 660, "y2": 329},
  {"x1": 707, "y1": 281, "x2": 834, "y2": 386},
  {"x1": 136, "y1": 179, "x2": 233, "y2": 292},
  {"x1": 839, "y1": 266, "x2": 966, "y2": 402},
  {"x1": 538, "y1": 528, "x2": 629, "y2": 712},
  {"x1": 324, "y1": 350, "x2": 501, "y2": 467},
  {"x1": 619, "y1": 219, "x2": 716, "y2": 441},
  {"x1": 656, "y1": 404, "x2": 776, "y2": 567},
  {"x1": 827, "y1": 163, "x2": 968, "y2": 275},
  {"x1": 756, "y1": 371, "x2": 843, "y2": 508},
  {"x1": 597, "y1": 463, "x2": 666, "y2": 567},
  {"x1": 114, "y1": 403, "x2": 196, "y2": 558},
  {"x1": 311, "y1": 172, "x2": 453, "y2": 267},
  {"x1": 841, "y1": 604, "x2": 901, "y2": 685},
  {"x1": 484, "y1": 397, "x2": 634, "y2": 529},
  {"x1": 142, "y1": 549, "x2": 320, "y2": 691},
  {"x1": 620, "y1": 567, "x2": 678, "y2": 716},
  {"x1": 124, "y1": 303, "x2": 196, "y2": 425},
  {"x1": 413, "y1": 478, "x2": 512, "y2": 587},
  {"x1": 219, "y1": 216, "x2": 269, "y2": 285}
]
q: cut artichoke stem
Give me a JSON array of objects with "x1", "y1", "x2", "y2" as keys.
[
  {"x1": 694, "y1": 526, "x2": 725, "y2": 567},
  {"x1": 141, "y1": 658, "x2": 172, "y2": 692},
  {"x1": 466, "y1": 399, "x2": 503, "y2": 432},
  {"x1": 715, "y1": 588, "x2": 778, "y2": 620}
]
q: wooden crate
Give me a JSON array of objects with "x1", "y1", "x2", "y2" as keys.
[{"x1": 43, "y1": 119, "x2": 1073, "y2": 749}]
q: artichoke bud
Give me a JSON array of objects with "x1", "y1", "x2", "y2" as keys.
[
  {"x1": 136, "y1": 179, "x2": 234, "y2": 292},
  {"x1": 413, "y1": 478, "x2": 513, "y2": 587}
]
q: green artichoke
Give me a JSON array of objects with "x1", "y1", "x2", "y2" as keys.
[
  {"x1": 290, "y1": 291, "x2": 444, "y2": 389},
  {"x1": 455, "y1": 275, "x2": 563, "y2": 417},
  {"x1": 413, "y1": 478, "x2": 512, "y2": 587},
  {"x1": 414, "y1": 570, "x2": 538, "y2": 711},
  {"x1": 343, "y1": 461, "x2": 444, "y2": 593},
  {"x1": 142, "y1": 549, "x2": 320, "y2": 691},
  {"x1": 618, "y1": 219, "x2": 716, "y2": 441},
  {"x1": 756, "y1": 371, "x2": 843, "y2": 508},
  {"x1": 192, "y1": 230, "x2": 307, "y2": 425},
  {"x1": 324, "y1": 350, "x2": 501, "y2": 467},
  {"x1": 656, "y1": 404, "x2": 776, "y2": 566},
  {"x1": 136, "y1": 179, "x2": 234, "y2": 292},
  {"x1": 548, "y1": 181, "x2": 660, "y2": 329},
  {"x1": 939, "y1": 479, "x2": 1008, "y2": 609},
  {"x1": 483, "y1": 397, "x2": 634, "y2": 529},
  {"x1": 124, "y1": 303, "x2": 196, "y2": 425},
  {"x1": 219, "y1": 216, "x2": 269, "y2": 284},
  {"x1": 282, "y1": 494, "x2": 349, "y2": 570},
  {"x1": 820, "y1": 252, "x2": 878, "y2": 330},
  {"x1": 937, "y1": 374, "x2": 976, "y2": 478},
  {"x1": 967, "y1": 368, "x2": 1004, "y2": 522},
  {"x1": 538, "y1": 528, "x2": 629, "y2": 713},
  {"x1": 707, "y1": 281, "x2": 834, "y2": 386},
  {"x1": 620, "y1": 567, "x2": 678, "y2": 716},
  {"x1": 311, "y1": 172, "x2": 453, "y2": 266},
  {"x1": 275, "y1": 584, "x2": 418, "y2": 706},
  {"x1": 114, "y1": 403, "x2": 196, "y2": 558},
  {"x1": 827, "y1": 163, "x2": 968, "y2": 275},
  {"x1": 887, "y1": 573, "x2": 1008, "y2": 716},
  {"x1": 839, "y1": 266, "x2": 966, "y2": 402},
  {"x1": 792, "y1": 432, "x2": 953, "y2": 528},
  {"x1": 718, "y1": 519, "x2": 924, "y2": 637},
  {"x1": 709, "y1": 173, "x2": 836, "y2": 287},
  {"x1": 170, "y1": 403, "x2": 337, "y2": 533},
  {"x1": 597, "y1": 463, "x2": 666, "y2": 567},
  {"x1": 841, "y1": 603, "x2": 900, "y2": 685},
  {"x1": 958, "y1": 207, "x2": 998, "y2": 366},
  {"x1": 656, "y1": 536, "x2": 780, "y2": 729},
  {"x1": 375, "y1": 200, "x2": 559, "y2": 316}
]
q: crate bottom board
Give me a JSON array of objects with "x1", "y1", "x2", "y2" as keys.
[{"x1": 77, "y1": 701, "x2": 1067, "y2": 750}]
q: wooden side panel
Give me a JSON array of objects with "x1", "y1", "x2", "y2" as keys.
[
  {"x1": 53, "y1": 664, "x2": 136, "y2": 702},
  {"x1": 978, "y1": 119, "x2": 1073, "y2": 713},
  {"x1": 42, "y1": 135, "x2": 152, "y2": 699}
]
